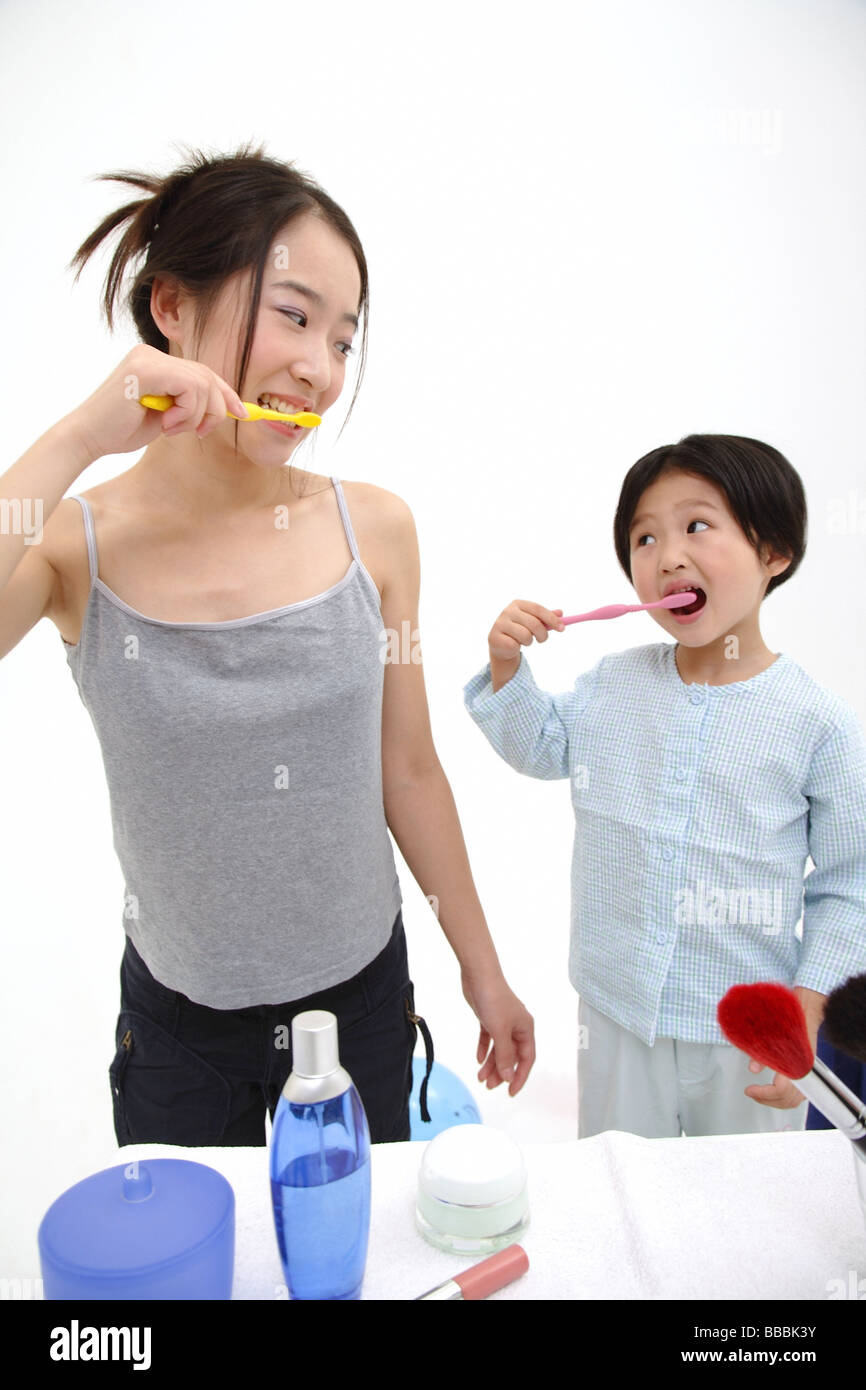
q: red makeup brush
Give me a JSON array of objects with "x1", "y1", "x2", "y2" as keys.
[{"x1": 717, "y1": 982, "x2": 866, "y2": 1162}]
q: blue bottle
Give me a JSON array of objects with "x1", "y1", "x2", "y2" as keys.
[{"x1": 269, "y1": 1009, "x2": 371, "y2": 1300}]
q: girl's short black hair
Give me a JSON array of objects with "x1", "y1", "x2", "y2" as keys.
[{"x1": 613, "y1": 434, "x2": 807, "y2": 598}]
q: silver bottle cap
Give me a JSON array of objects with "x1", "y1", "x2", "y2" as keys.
[
  {"x1": 282, "y1": 1010, "x2": 353, "y2": 1104},
  {"x1": 291, "y1": 1010, "x2": 340, "y2": 1079}
]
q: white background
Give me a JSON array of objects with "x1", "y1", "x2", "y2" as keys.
[{"x1": 1, "y1": 0, "x2": 864, "y2": 1251}]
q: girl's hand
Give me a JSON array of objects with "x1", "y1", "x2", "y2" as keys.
[
  {"x1": 744, "y1": 985, "x2": 825, "y2": 1109},
  {"x1": 65, "y1": 345, "x2": 249, "y2": 462},
  {"x1": 460, "y1": 969, "x2": 536, "y2": 1096},
  {"x1": 743, "y1": 1070, "x2": 807, "y2": 1109},
  {"x1": 488, "y1": 600, "x2": 565, "y2": 663}
]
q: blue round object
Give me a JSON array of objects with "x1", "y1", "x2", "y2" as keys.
[
  {"x1": 38, "y1": 1159, "x2": 235, "y2": 1300},
  {"x1": 409, "y1": 1058, "x2": 482, "y2": 1139}
]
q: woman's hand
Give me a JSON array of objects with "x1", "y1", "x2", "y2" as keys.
[
  {"x1": 460, "y1": 969, "x2": 536, "y2": 1096},
  {"x1": 65, "y1": 344, "x2": 250, "y2": 462},
  {"x1": 744, "y1": 985, "x2": 826, "y2": 1109}
]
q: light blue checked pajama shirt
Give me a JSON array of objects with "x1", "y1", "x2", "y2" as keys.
[{"x1": 463, "y1": 642, "x2": 866, "y2": 1047}]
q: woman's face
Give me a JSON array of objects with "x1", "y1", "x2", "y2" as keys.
[
  {"x1": 627, "y1": 469, "x2": 788, "y2": 648},
  {"x1": 163, "y1": 211, "x2": 362, "y2": 464}
]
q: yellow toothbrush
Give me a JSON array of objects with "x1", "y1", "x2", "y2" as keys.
[{"x1": 139, "y1": 394, "x2": 321, "y2": 428}]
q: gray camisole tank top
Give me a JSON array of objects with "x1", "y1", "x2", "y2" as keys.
[{"x1": 62, "y1": 478, "x2": 402, "y2": 1008}]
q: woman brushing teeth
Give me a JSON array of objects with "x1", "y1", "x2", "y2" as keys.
[{"x1": 0, "y1": 143, "x2": 536, "y2": 1148}]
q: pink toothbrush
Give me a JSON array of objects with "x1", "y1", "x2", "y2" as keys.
[{"x1": 560, "y1": 592, "x2": 697, "y2": 625}]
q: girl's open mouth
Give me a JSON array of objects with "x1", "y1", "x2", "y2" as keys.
[{"x1": 670, "y1": 587, "x2": 707, "y2": 616}]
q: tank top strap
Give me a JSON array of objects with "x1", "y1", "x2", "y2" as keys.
[
  {"x1": 330, "y1": 477, "x2": 362, "y2": 566},
  {"x1": 68, "y1": 495, "x2": 98, "y2": 586}
]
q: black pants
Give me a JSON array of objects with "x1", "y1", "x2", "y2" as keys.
[{"x1": 110, "y1": 910, "x2": 418, "y2": 1147}]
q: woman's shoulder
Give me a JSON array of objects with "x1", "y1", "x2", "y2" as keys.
[
  {"x1": 37, "y1": 479, "x2": 131, "y2": 637},
  {"x1": 338, "y1": 477, "x2": 414, "y2": 524},
  {"x1": 39, "y1": 479, "x2": 121, "y2": 575},
  {"x1": 337, "y1": 477, "x2": 417, "y2": 554},
  {"x1": 330, "y1": 479, "x2": 418, "y2": 601}
]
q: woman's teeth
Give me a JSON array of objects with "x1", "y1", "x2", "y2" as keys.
[{"x1": 258, "y1": 395, "x2": 297, "y2": 414}]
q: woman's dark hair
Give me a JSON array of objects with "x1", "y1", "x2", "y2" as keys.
[
  {"x1": 613, "y1": 434, "x2": 807, "y2": 598},
  {"x1": 67, "y1": 140, "x2": 368, "y2": 463}
]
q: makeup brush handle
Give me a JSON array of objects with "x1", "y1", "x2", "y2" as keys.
[
  {"x1": 796, "y1": 1058, "x2": 866, "y2": 1154},
  {"x1": 854, "y1": 1149, "x2": 866, "y2": 1226}
]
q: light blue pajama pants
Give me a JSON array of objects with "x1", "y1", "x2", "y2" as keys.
[{"x1": 577, "y1": 996, "x2": 808, "y2": 1139}]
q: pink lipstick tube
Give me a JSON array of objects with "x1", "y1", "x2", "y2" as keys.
[{"x1": 415, "y1": 1243, "x2": 529, "y2": 1300}]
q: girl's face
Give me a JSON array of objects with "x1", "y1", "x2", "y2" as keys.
[
  {"x1": 628, "y1": 469, "x2": 789, "y2": 648},
  {"x1": 163, "y1": 211, "x2": 362, "y2": 465}
]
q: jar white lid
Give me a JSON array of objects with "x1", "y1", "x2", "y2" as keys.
[{"x1": 418, "y1": 1123, "x2": 526, "y2": 1206}]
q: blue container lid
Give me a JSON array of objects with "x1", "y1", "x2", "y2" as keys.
[{"x1": 38, "y1": 1160, "x2": 234, "y2": 1278}]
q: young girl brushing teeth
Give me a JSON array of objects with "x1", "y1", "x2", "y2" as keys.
[{"x1": 464, "y1": 434, "x2": 866, "y2": 1138}]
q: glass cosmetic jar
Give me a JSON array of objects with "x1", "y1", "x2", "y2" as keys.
[{"x1": 416, "y1": 1123, "x2": 529, "y2": 1254}]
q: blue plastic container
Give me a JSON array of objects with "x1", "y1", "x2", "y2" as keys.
[{"x1": 38, "y1": 1159, "x2": 235, "y2": 1300}]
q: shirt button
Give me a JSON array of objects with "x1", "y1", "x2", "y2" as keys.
[
  {"x1": 690, "y1": 692, "x2": 704, "y2": 705},
  {"x1": 675, "y1": 768, "x2": 687, "y2": 780},
  {"x1": 662, "y1": 847, "x2": 674, "y2": 860},
  {"x1": 657, "y1": 933, "x2": 667, "y2": 944}
]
